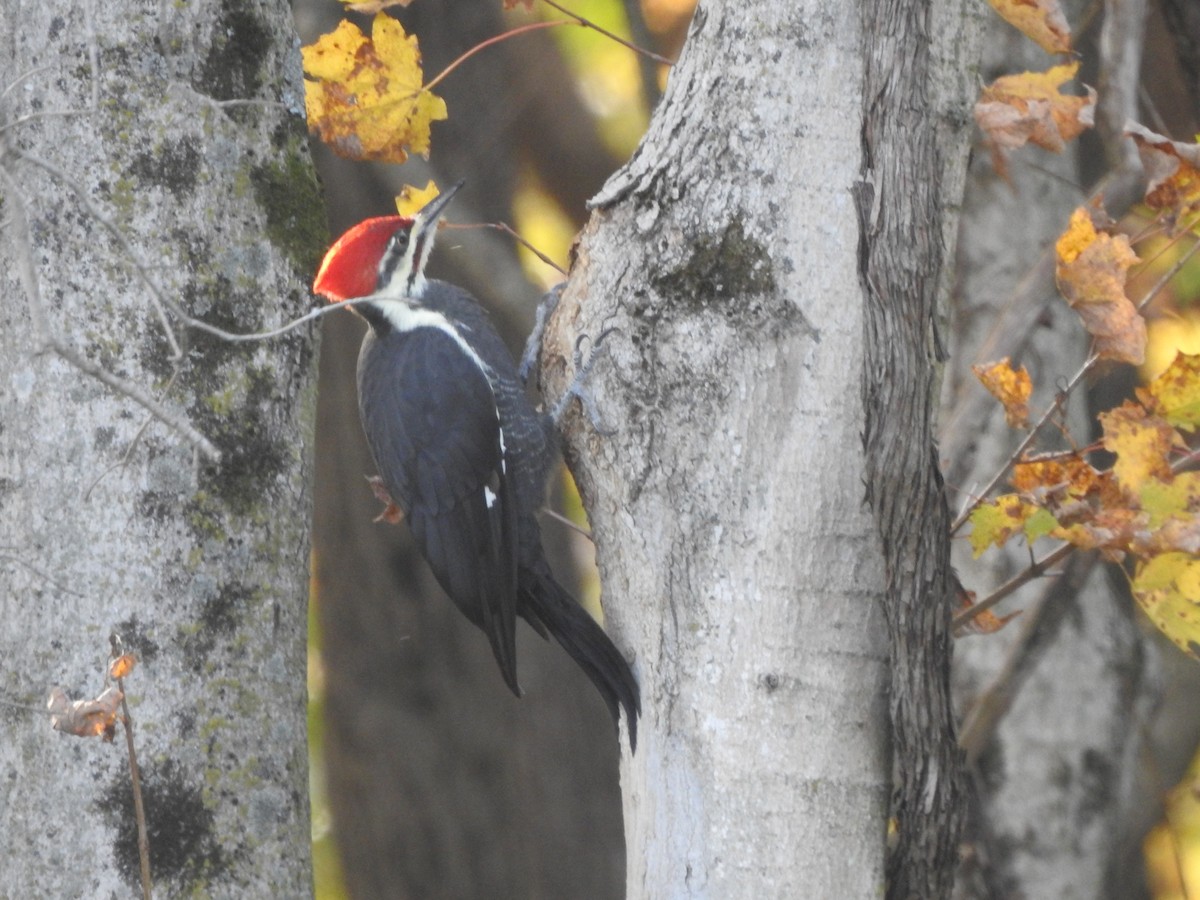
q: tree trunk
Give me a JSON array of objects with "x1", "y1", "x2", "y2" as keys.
[
  {"x1": 0, "y1": 0, "x2": 318, "y2": 893},
  {"x1": 538, "y1": 0, "x2": 980, "y2": 894}
]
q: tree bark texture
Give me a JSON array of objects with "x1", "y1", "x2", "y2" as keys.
[
  {"x1": 534, "y1": 0, "x2": 978, "y2": 894},
  {"x1": 0, "y1": 0, "x2": 318, "y2": 894},
  {"x1": 856, "y1": 1, "x2": 981, "y2": 896}
]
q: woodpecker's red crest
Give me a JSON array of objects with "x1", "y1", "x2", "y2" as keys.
[
  {"x1": 314, "y1": 216, "x2": 412, "y2": 302},
  {"x1": 314, "y1": 181, "x2": 463, "y2": 303}
]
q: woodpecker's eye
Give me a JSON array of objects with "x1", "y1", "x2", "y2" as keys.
[{"x1": 389, "y1": 230, "x2": 410, "y2": 254}]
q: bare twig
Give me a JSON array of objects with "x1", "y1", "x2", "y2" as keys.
[
  {"x1": 952, "y1": 542, "x2": 1074, "y2": 631},
  {"x1": 958, "y1": 551, "x2": 1099, "y2": 765},
  {"x1": 538, "y1": 0, "x2": 676, "y2": 66},
  {"x1": 446, "y1": 221, "x2": 567, "y2": 276},
  {"x1": 538, "y1": 505, "x2": 592, "y2": 539},
  {"x1": 423, "y1": 21, "x2": 569, "y2": 95},
  {"x1": 0, "y1": 161, "x2": 221, "y2": 461},
  {"x1": 167, "y1": 82, "x2": 289, "y2": 114},
  {"x1": 950, "y1": 366, "x2": 1090, "y2": 534},
  {"x1": 0, "y1": 64, "x2": 56, "y2": 101},
  {"x1": 0, "y1": 548, "x2": 86, "y2": 598},
  {"x1": 13, "y1": 149, "x2": 184, "y2": 360},
  {"x1": 111, "y1": 635, "x2": 151, "y2": 900}
]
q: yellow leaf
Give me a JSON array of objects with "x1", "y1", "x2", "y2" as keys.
[
  {"x1": 1051, "y1": 507, "x2": 1138, "y2": 555},
  {"x1": 973, "y1": 358, "x2": 1032, "y2": 428},
  {"x1": 1099, "y1": 403, "x2": 1179, "y2": 495},
  {"x1": 1132, "y1": 553, "x2": 1200, "y2": 660},
  {"x1": 302, "y1": 14, "x2": 448, "y2": 163},
  {"x1": 1139, "y1": 351, "x2": 1200, "y2": 432},
  {"x1": 1140, "y1": 473, "x2": 1200, "y2": 529},
  {"x1": 1055, "y1": 207, "x2": 1145, "y2": 364},
  {"x1": 969, "y1": 494, "x2": 1042, "y2": 557},
  {"x1": 974, "y1": 64, "x2": 1095, "y2": 178},
  {"x1": 986, "y1": 0, "x2": 1072, "y2": 54},
  {"x1": 394, "y1": 181, "x2": 440, "y2": 218}
]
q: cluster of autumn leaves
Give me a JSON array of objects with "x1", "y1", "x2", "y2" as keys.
[
  {"x1": 296, "y1": 1, "x2": 1200, "y2": 659},
  {"x1": 967, "y1": 0, "x2": 1200, "y2": 657}
]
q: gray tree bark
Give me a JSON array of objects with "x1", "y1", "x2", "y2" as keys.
[
  {"x1": 536, "y1": 0, "x2": 980, "y2": 895},
  {"x1": 0, "y1": 0, "x2": 318, "y2": 894}
]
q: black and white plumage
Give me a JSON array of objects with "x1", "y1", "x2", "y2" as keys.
[{"x1": 315, "y1": 184, "x2": 640, "y2": 749}]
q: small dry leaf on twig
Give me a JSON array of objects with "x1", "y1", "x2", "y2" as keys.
[{"x1": 47, "y1": 685, "x2": 124, "y2": 742}]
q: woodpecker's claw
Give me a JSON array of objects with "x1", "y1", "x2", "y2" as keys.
[
  {"x1": 519, "y1": 283, "x2": 565, "y2": 385},
  {"x1": 366, "y1": 475, "x2": 405, "y2": 525},
  {"x1": 551, "y1": 327, "x2": 620, "y2": 435}
]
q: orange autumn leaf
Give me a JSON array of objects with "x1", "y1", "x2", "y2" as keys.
[
  {"x1": 986, "y1": 0, "x2": 1071, "y2": 54},
  {"x1": 302, "y1": 14, "x2": 447, "y2": 163},
  {"x1": 108, "y1": 653, "x2": 137, "y2": 680},
  {"x1": 1126, "y1": 123, "x2": 1200, "y2": 233},
  {"x1": 955, "y1": 584, "x2": 1023, "y2": 635},
  {"x1": 975, "y1": 63, "x2": 1095, "y2": 178},
  {"x1": 394, "y1": 181, "x2": 441, "y2": 217},
  {"x1": 973, "y1": 358, "x2": 1032, "y2": 428},
  {"x1": 1139, "y1": 352, "x2": 1200, "y2": 432},
  {"x1": 1055, "y1": 206, "x2": 1146, "y2": 364},
  {"x1": 1099, "y1": 402, "x2": 1179, "y2": 495}
]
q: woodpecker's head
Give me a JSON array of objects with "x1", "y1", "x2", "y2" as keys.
[{"x1": 314, "y1": 180, "x2": 463, "y2": 304}]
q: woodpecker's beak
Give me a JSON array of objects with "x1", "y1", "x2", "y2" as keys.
[{"x1": 412, "y1": 179, "x2": 465, "y2": 238}]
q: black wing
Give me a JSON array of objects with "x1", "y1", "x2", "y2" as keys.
[{"x1": 357, "y1": 324, "x2": 522, "y2": 693}]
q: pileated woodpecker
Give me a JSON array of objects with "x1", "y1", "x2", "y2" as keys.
[{"x1": 314, "y1": 183, "x2": 640, "y2": 749}]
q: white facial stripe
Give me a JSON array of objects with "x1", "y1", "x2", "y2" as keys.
[{"x1": 484, "y1": 486, "x2": 497, "y2": 508}]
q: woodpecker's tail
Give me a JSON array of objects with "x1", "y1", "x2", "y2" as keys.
[{"x1": 521, "y1": 560, "x2": 641, "y2": 752}]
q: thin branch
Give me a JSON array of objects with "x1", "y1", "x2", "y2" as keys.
[
  {"x1": 423, "y1": 21, "x2": 570, "y2": 95},
  {"x1": 0, "y1": 110, "x2": 92, "y2": 136},
  {"x1": 167, "y1": 82, "x2": 289, "y2": 114},
  {"x1": 958, "y1": 551, "x2": 1099, "y2": 765},
  {"x1": 0, "y1": 549, "x2": 86, "y2": 598},
  {"x1": 110, "y1": 634, "x2": 151, "y2": 900},
  {"x1": 14, "y1": 150, "x2": 184, "y2": 360},
  {"x1": 952, "y1": 542, "x2": 1074, "y2": 631},
  {"x1": 538, "y1": 0, "x2": 676, "y2": 66},
  {"x1": 950, "y1": 365, "x2": 1091, "y2": 534},
  {"x1": 0, "y1": 64, "x2": 56, "y2": 101},
  {"x1": 1136, "y1": 232, "x2": 1200, "y2": 314},
  {"x1": 538, "y1": 505, "x2": 592, "y2": 539},
  {"x1": 447, "y1": 221, "x2": 567, "y2": 276},
  {"x1": 0, "y1": 161, "x2": 221, "y2": 461},
  {"x1": 0, "y1": 696, "x2": 51, "y2": 715}
]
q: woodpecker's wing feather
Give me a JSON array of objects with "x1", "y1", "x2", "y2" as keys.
[{"x1": 358, "y1": 324, "x2": 521, "y2": 692}]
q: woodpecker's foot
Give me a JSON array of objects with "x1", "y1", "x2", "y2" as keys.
[
  {"x1": 366, "y1": 476, "x2": 405, "y2": 525},
  {"x1": 518, "y1": 283, "x2": 565, "y2": 385},
  {"x1": 551, "y1": 327, "x2": 619, "y2": 435}
]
